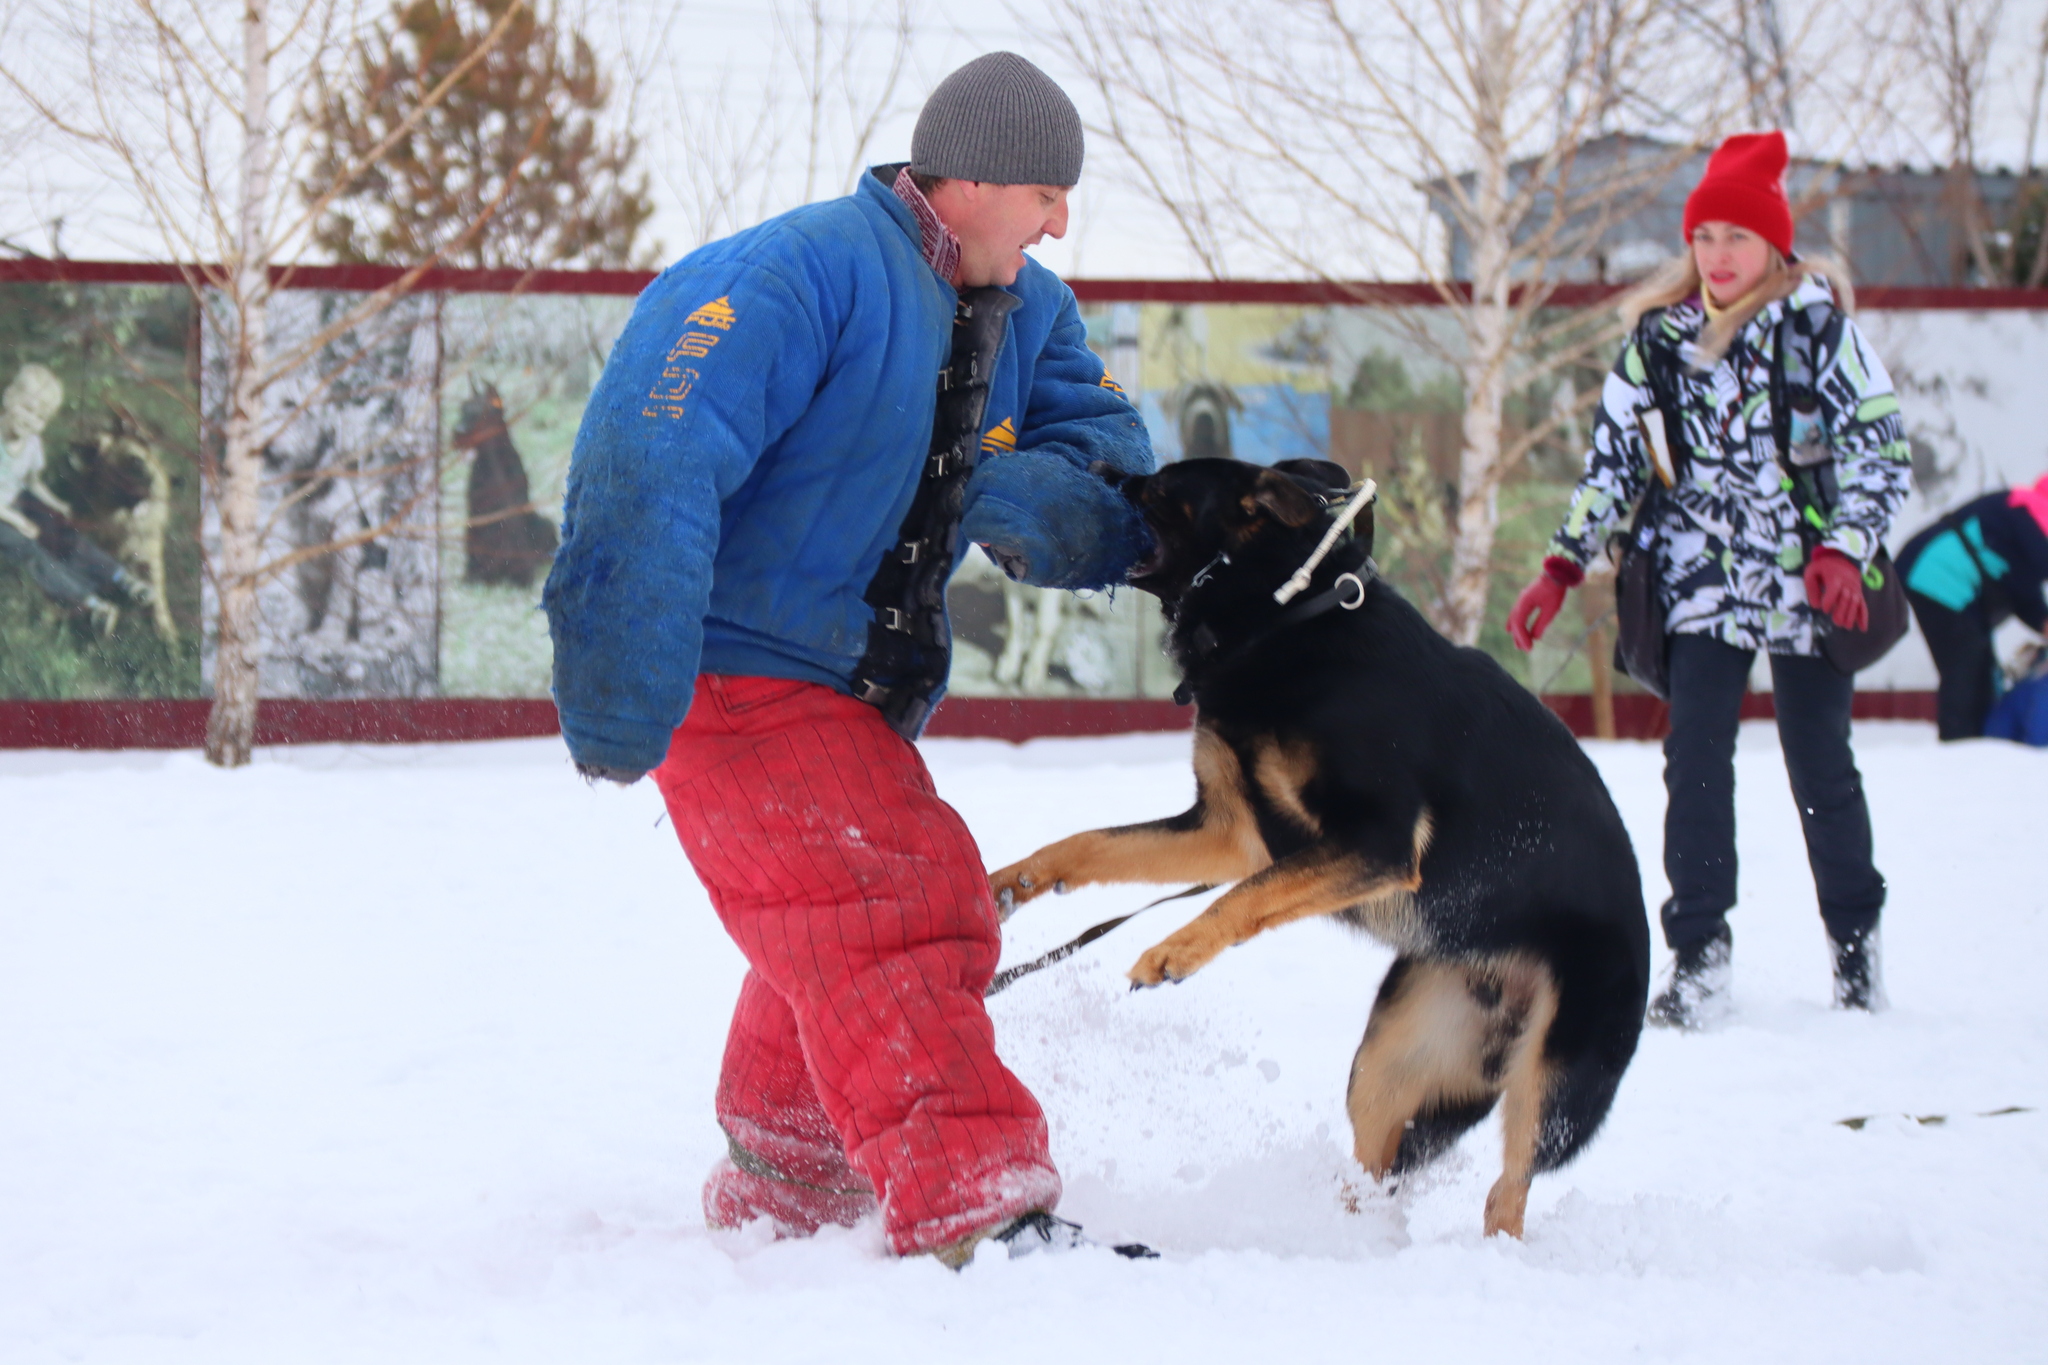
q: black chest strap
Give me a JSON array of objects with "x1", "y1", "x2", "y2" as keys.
[
  {"x1": 1769, "y1": 302, "x2": 1839, "y2": 551},
  {"x1": 849, "y1": 287, "x2": 1019, "y2": 740}
]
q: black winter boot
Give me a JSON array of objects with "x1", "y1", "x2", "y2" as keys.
[
  {"x1": 1647, "y1": 924, "x2": 1732, "y2": 1031},
  {"x1": 1829, "y1": 924, "x2": 1886, "y2": 1011},
  {"x1": 933, "y1": 1210, "x2": 1158, "y2": 1269}
]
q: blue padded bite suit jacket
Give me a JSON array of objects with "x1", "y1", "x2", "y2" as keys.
[{"x1": 543, "y1": 167, "x2": 1156, "y2": 775}]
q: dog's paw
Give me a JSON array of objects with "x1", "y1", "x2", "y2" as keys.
[
  {"x1": 1483, "y1": 1176, "x2": 1529, "y2": 1240},
  {"x1": 988, "y1": 860, "x2": 1070, "y2": 918},
  {"x1": 1126, "y1": 929, "x2": 1223, "y2": 988}
]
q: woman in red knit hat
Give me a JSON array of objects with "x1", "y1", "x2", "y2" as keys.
[{"x1": 1505, "y1": 131, "x2": 1913, "y2": 1028}]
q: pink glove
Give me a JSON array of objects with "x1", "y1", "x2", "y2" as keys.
[
  {"x1": 1509, "y1": 557, "x2": 1584, "y2": 651},
  {"x1": 1804, "y1": 547, "x2": 1869, "y2": 633}
]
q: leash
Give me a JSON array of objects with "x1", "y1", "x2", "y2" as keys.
[
  {"x1": 1533, "y1": 605, "x2": 1619, "y2": 694},
  {"x1": 989, "y1": 477, "x2": 1384, "y2": 993},
  {"x1": 985, "y1": 882, "x2": 1217, "y2": 997}
]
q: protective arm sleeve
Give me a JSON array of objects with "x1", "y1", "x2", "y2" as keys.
[
  {"x1": 543, "y1": 265, "x2": 828, "y2": 776},
  {"x1": 1547, "y1": 336, "x2": 1656, "y2": 568},
  {"x1": 960, "y1": 294, "x2": 1154, "y2": 590},
  {"x1": 1810, "y1": 312, "x2": 1912, "y2": 568}
]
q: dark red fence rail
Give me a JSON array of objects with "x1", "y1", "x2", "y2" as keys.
[
  {"x1": 6, "y1": 258, "x2": 2046, "y2": 311},
  {"x1": 0, "y1": 692, "x2": 1937, "y2": 750},
  {"x1": 0, "y1": 700, "x2": 562, "y2": 749}
]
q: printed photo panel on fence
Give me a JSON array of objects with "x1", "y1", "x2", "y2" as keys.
[
  {"x1": 0, "y1": 282, "x2": 204, "y2": 699},
  {"x1": 198, "y1": 289, "x2": 443, "y2": 700},
  {"x1": 6, "y1": 272, "x2": 2047, "y2": 703},
  {"x1": 437, "y1": 293, "x2": 633, "y2": 697}
]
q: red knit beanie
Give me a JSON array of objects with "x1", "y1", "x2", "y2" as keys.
[{"x1": 1684, "y1": 131, "x2": 1794, "y2": 257}]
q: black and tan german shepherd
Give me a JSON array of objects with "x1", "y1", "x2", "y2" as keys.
[{"x1": 988, "y1": 457, "x2": 1649, "y2": 1238}]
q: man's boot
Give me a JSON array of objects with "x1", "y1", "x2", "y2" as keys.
[
  {"x1": 1829, "y1": 924, "x2": 1886, "y2": 1012},
  {"x1": 1647, "y1": 924, "x2": 1732, "y2": 1030},
  {"x1": 931, "y1": 1210, "x2": 1158, "y2": 1269}
]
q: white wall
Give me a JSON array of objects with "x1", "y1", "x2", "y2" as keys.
[{"x1": 1854, "y1": 308, "x2": 2048, "y2": 689}]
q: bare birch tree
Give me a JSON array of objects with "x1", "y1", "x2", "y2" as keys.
[
  {"x1": 1897, "y1": 0, "x2": 2010, "y2": 283},
  {"x1": 1039, "y1": 0, "x2": 1796, "y2": 644},
  {"x1": 779, "y1": 0, "x2": 917, "y2": 204},
  {"x1": 0, "y1": 5, "x2": 50, "y2": 258},
  {"x1": 1884, "y1": 0, "x2": 2048, "y2": 287},
  {"x1": 3, "y1": 0, "x2": 531, "y2": 765},
  {"x1": 632, "y1": 0, "x2": 918, "y2": 251},
  {"x1": 2018, "y1": 4, "x2": 2048, "y2": 287}
]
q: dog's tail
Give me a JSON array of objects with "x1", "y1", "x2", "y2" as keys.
[{"x1": 1533, "y1": 924, "x2": 1650, "y2": 1174}]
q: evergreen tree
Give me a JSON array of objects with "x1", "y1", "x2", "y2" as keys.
[{"x1": 304, "y1": 0, "x2": 655, "y2": 270}]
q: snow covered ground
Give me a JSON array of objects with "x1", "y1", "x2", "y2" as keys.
[{"x1": 1, "y1": 723, "x2": 2042, "y2": 1364}]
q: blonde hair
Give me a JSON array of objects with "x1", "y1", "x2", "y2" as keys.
[{"x1": 1617, "y1": 248, "x2": 1856, "y2": 366}]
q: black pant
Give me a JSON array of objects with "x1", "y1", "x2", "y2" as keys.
[
  {"x1": 1660, "y1": 633, "x2": 1885, "y2": 952},
  {"x1": 0, "y1": 519, "x2": 101, "y2": 610},
  {"x1": 1906, "y1": 588, "x2": 2001, "y2": 740},
  {"x1": 3, "y1": 496, "x2": 133, "y2": 610}
]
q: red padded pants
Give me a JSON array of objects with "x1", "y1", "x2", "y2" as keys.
[{"x1": 652, "y1": 674, "x2": 1060, "y2": 1256}]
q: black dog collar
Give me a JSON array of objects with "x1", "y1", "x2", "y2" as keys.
[{"x1": 1172, "y1": 560, "x2": 1378, "y2": 706}]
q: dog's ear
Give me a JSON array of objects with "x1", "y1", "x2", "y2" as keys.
[
  {"x1": 1245, "y1": 466, "x2": 1322, "y2": 528},
  {"x1": 1354, "y1": 498, "x2": 1376, "y2": 559},
  {"x1": 1272, "y1": 458, "x2": 1352, "y2": 495}
]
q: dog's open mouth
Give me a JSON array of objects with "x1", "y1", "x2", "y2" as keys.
[{"x1": 1127, "y1": 539, "x2": 1168, "y2": 582}]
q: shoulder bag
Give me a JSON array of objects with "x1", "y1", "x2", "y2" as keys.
[{"x1": 1610, "y1": 314, "x2": 1684, "y2": 701}]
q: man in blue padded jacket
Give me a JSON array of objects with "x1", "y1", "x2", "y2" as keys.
[{"x1": 544, "y1": 53, "x2": 1157, "y2": 1267}]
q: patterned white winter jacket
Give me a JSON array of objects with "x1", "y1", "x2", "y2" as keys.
[{"x1": 1549, "y1": 275, "x2": 1912, "y2": 656}]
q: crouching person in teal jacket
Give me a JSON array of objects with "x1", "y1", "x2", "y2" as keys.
[
  {"x1": 1897, "y1": 474, "x2": 2048, "y2": 739},
  {"x1": 544, "y1": 54, "x2": 1158, "y2": 1267}
]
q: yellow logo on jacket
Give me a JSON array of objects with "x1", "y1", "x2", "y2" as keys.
[
  {"x1": 643, "y1": 367, "x2": 698, "y2": 421},
  {"x1": 686, "y1": 296, "x2": 737, "y2": 330},
  {"x1": 980, "y1": 417, "x2": 1017, "y2": 455},
  {"x1": 644, "y1": 297, "x2": 738, "y2": 418}
]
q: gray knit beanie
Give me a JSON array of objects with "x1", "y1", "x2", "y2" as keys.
[{"x1": 910, "y1": 52, "x2": 1084, "y2": 187}]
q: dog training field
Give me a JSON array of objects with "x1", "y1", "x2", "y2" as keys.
[{"x1": 2, "y1": 724, "x2": 2041, "y2": 1363}]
